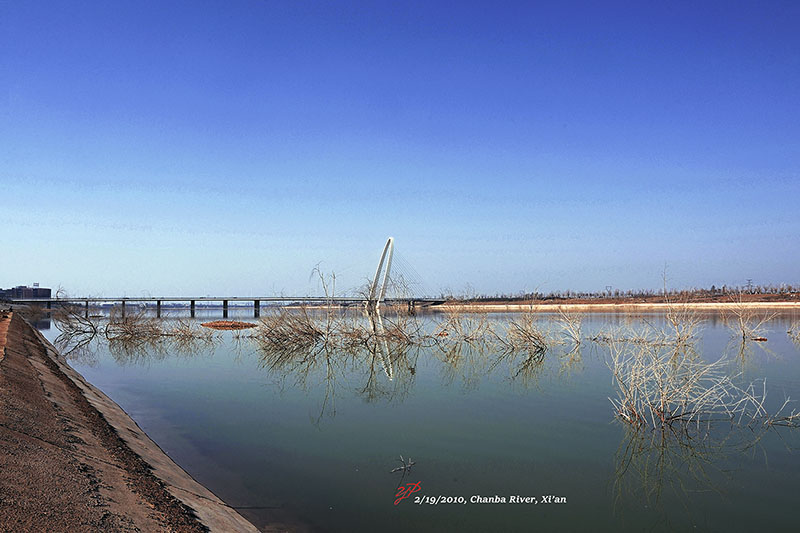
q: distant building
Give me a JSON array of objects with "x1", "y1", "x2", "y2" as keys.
[{"x1": 0, "y1": 285, "x2": 52, "y2": 299}]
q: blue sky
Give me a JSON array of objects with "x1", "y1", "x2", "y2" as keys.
[{"x1": 2, "y1": 1, "x2": 798, "y2": 297}]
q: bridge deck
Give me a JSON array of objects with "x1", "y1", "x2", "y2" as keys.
[
  {"x1": 7, "y1": 296, "x2": 441, "y2": 303},
  {"x1": 3, "y1": 296, "x2": 444, "y2": 319}
]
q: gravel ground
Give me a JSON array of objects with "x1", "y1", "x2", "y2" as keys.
[{"x1": 0, "y1": 311, "x2": 219, "y2": 532}]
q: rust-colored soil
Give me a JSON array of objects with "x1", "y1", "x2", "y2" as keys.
[
  {"x1": 200, "y1": 321, "x2": 257, "y2": 330},
  {"x1": 0, "y1": 312, "x2": 210, "y2": 532},
  {"x1": 434, "y1": 299, "x2": 800, "y2": 313},
  {"x1": 445, "y1": 292, "x2": 799, "y2": 308}
]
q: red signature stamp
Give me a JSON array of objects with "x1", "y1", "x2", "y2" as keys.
[{"x1": 394, "y1": 482, "x2": 422, "y2": 505}]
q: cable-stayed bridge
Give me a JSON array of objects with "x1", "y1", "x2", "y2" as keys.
[{"x1": 5, "y1": 238, "x2": 444, "y2": 317}]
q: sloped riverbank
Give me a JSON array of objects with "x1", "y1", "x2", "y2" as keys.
[{"x1": 0, "y1": 312, "x2": 260, "y2": 532}]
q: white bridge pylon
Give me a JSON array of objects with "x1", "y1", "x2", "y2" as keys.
[{"x1": 368, "y1": 237, "x2": 394, "y2": 309}]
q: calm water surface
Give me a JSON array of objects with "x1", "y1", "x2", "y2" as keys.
[{"x1": 38, "y1": 310, "x2": 800, "y2": 532}]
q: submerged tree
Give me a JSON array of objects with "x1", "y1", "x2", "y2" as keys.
[{"x1": 723, "y1": 293, "x2": 776, "y2": 342}]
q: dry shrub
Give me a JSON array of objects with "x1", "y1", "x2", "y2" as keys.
[
  {"x1": 606, "y1": 338, "x2": 762, "y2": 429},
  {"x1": 663, "y1": 302, "x2": 703, "y2": 345},
  {"x1": 503, "y1": 313, "x2": 548, "y2": 353},
  {"x1": 788, "y1": 321, "x2": 800, "y2": 348},
  {"x1": 169, "y1": 319, "x2": 214, "y2": 340},
  {"x1": 104, "y1": 307, "x2": 163, "y2": 341},
  {"x1": 167, "y1": 319, "x2": 218, "y2": 355},
  {"x1": 254, "y1": 307, "x2": 325, "y2": 351},
  {"x1": 433, "y1": 306, "x2": 496, "y2": 346},
  {"x1": 556, "y1": 306, "x2": 583, "y2": 345},
  {"x1": 380, "y1": 312, "x2": 430, "y2": 347},
  {"x1": 723, "y1": 294, "x2": 776, "y2": 341},
  {"x1": 53, "y1": 303, "x2": 101, "y2": 358}
]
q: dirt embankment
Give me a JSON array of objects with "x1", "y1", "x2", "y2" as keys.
[
  {"x1": 200, "y1": 321, "x2": 257, "y2": 330},
  {"x1": 0, "y1": 312, "x2": 260, "y2": 533}
]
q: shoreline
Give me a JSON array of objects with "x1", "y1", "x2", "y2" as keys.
[
  {"x1": 2, "y1": 300, "x2": 796, "y2": 529},
  {"x1": 0, "y1": 311, "x2": 261, "y2": 532},
  {"x1": 9, "y1": 298, "x2": 800, "y2": 316},
  {"x1": 429, "y1": 301, "x2": 800, "y2": 313}
]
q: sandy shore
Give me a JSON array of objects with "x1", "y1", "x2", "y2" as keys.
[
  {"x1": 430, "y1": 301, "x2": 800, "y2": 313},
  {"x1": 0, "y1": 311, "x2": 261, "y2": 532}
]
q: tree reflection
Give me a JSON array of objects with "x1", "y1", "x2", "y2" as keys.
[
  {"x1": 52, "y1": 307, "x2": 221, "y2": 365},
  {"x1": 725, "y1": 337, "x2": 777, "y2": 372},
  {"x1": 359, "y1": 345, "x2": 419, "y2": 405},
  {"x1": 358, "y1": 310, "x2": 418, "y2": 403},
  {"x1": 253, "y1": 308, "x2": 422, "y2": 424},
  {"x1": 53, "y1": 302, "x2": 591, "y2": 398},
  {"x1": 53, "y1": 304, "x2": 101, "y2": 360},
  {"x1": 789, "y1": 321, "x2": 800, "y2": 350},
  {"x1": 556, "y1": 343, "x2": 583, "y2": 379},
  {"x1": 612, "y1": 420, "x2": 800, "y2": 528},
  {"x1": 435, "y1": 341, "x2": 492, "y2": 391},
  {"x1": 613, "y1": 424, "x2": 728, "y2": 512},
  {"x1": 108, "y1": 335, "x2": 169, "y2": 365}
]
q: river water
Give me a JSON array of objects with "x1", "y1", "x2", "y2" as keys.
[{"x1": 38, "y1": 309, "x2": 800, "y2": 532}]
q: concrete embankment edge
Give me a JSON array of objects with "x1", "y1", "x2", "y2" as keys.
[{"x1": 25, "y1": 319, "x2": 260, "y2": 533}]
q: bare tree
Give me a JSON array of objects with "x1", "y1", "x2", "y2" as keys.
[
  {"x1": 556, "y1": 306, "x2": 583, "y2": 345},
  {"x1": 723, "y1": 292, "x2": 776, "y2": 342},
  {"x1": 606, "y1": 338, "x2": 763, "y2": 429},
  {"x1": 788, "y1": 321, "x2": 800, "y2": 349}
]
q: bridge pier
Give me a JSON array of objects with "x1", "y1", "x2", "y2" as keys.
[
  {"x1": 223, "y1": 300, "x2": 228, "y2": 318},
  {"x1": 156, "y1": 300, "x2": 162, "y2": 318},
  {"x1": 85, "y1": 300, "x2": 89, "y2": 318},
  {"x1": 254, "y1": 300, "x2": 260, "y2": 318},
  {"x1": 190, "y1": 300, "x2": 196, "y2": 317},
  {"x1": 121, "y1": 300, "x2": 126, "y2": 317}
]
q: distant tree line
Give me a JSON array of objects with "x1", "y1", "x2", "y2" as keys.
[{"x1": 438, "y1": 283, "x2": 800, "y2": 302}]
